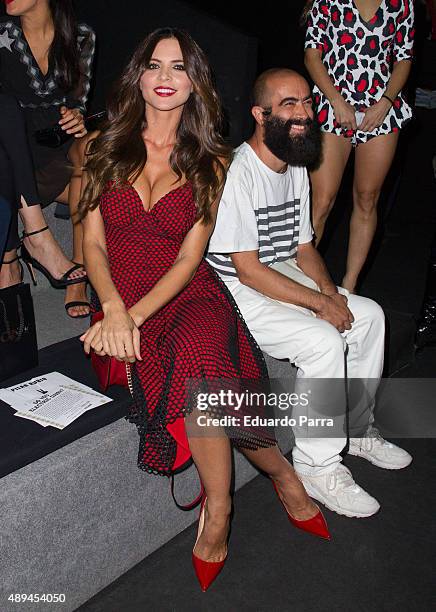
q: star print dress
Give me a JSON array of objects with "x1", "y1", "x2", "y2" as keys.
[
  {"x1": 305, "y1": 0, "x2": 415, "y2": 144},
  {"x1": 0, "y1": 15, "x2": 95, "y2": 204}
]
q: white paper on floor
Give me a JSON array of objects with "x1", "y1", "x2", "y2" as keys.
[{"x1": 0, "y1": 372, "x2": 112, "y2": 429}]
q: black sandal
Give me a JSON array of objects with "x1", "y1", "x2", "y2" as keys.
[
  {"x1": 65, "y1": 300, "x2": 91, "y2": 319},
  {"x1": 0, "y1": 255, "x2": 24, "y2": 287},
  {"x1": 20, "y1": 226, "x2": 87, "y2": 289}
]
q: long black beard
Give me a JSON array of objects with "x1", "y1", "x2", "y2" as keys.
[{"x1": 263, "y1": 114, "x2": 322, "y2": 169}]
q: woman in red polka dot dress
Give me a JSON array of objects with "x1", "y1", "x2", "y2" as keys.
[
  {"x1": 304, "y1": 0, "x2": 414, "y2": 292},
  {"x1": 79, "y1": 28, "x2": 330, "y2": 591}
]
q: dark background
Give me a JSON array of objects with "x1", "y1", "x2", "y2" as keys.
[
  {"x1": 72, "y1": 0, "x2": 430, "y2": 132},
  {"x1": 0, "y1": 0, "x2": 434, "y2": 373},
  {"x1": 1, "y1": 1, "x2": 431, "y2": 143},
  {"x1": 182, "y1": 0, "x2": 308, "y2": 73},
  {"x1": 74, "y1": 0, "x2": 265, "y2": 145},
  {"x1": 72, "y1": 0, "x2": 310, "y2": 145}
]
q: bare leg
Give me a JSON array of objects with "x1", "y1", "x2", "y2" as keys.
[
  {"x1": 0, "y1": 92, "x2": 84, "y2": 289},
  {"x1": 240, "y1": 445, "x2": 318, "y2": 520},
  {"x1": 56, "y1": 137, "x2": 89, "y2": 317},
  {"x1": 18, "y1": 199, "x2": 86, "y2": 281},
  {"x1": 187, "y1": 435, "x2": 232, "y2": 563},
  {"x1": 344, "y1": 131, "x2": 399, "y2": 292},
  {"x1": 187, "y1": 437, "x2": 321, "y2": 563},
  {"x1": 0, "y1": 248, "x2": 22, "y2": 287},
  {"x1": 0, "y1": 202, "x2": 87, "y2": 289},
  {"x1": 310, "y1": 132, "x2": 353, "y2": 245}
]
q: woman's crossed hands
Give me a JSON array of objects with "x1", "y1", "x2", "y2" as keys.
[{"x1": 80, "y1": 307, "x2": 142, "y2": 363}]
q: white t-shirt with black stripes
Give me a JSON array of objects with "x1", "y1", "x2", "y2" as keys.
[{"x1": 206, "y1": 142, "x2": 313, "y2": 281}]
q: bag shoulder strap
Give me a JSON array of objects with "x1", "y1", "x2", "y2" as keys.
[{"x1": 170, "y1": 473, "x2": 204, "y2": 511}]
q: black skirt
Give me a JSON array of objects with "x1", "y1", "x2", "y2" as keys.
[{"x1": 23, "y1": 106, "x2": 74, "y2": 207}]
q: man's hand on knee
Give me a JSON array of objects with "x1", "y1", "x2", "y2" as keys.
[
  {"x1": 315, "y1": 293, "x2": 354, "y2": 333},
  {"x1": 330, "y1": 292, "x2": 353, "y2": 313}
]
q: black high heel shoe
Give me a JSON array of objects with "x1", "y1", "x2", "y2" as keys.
[
  {"x1": 20, "y1": 226, "x2": 87, "y2": 289},
  {"x1": 0, "y1": 255, "x2": 24, "y2": 288},
  {"x1": 65, "y1": 262, "x2": 91, "y2": 319}
]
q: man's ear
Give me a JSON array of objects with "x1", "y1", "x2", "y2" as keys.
[{"x1": 252, "y1": 105, "x2": 266, "y2": 127}]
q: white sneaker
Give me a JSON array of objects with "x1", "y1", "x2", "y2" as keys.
[
  {"x1": 349, "y1": 426, "x2": 413, "y2": 470},
  {"x1": 297, "y1": 464, "x2": 380, "y2": 518}
]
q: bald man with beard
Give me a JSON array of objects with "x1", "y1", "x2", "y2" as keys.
[{"x1": 207, "y1": 68, "x2": 412, "y2": 518}]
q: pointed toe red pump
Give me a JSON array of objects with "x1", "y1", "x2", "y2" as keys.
[
  {"x1": 272, "y1": 480, "x2": 331, "y2": 540},
  {"x1": 192, "y1": 496, "x2": 227, "y2": 592}
]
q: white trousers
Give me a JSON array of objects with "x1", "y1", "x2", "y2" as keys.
[{"x1": 226, "y1": 258, "x2": 385, "y2": 475}]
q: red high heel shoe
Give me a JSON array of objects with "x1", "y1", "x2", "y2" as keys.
[
  {"x1": 192, "y1": 496, "x2": 227, "y2": 592},
  {"x1": 272, "y1": 480, "x2": 331, "y2": 540}
]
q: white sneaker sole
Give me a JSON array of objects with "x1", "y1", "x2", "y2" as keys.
[
  {"x1": 348, "y1": 447, "x2": 413, "y2": 470},
  {"x1": 300, "y1": 479, "x2": 380, "y2": 518}
]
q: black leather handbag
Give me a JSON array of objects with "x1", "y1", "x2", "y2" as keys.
[
  {"x1": 0, "y1": 283, "x2": 38, "y2": 382},
  {"x1": 33, "y1": 123, "x2": 72, "y2": 148},
  {"x1": 34, "y1": 110, "x2": 107, "y2": 148}
]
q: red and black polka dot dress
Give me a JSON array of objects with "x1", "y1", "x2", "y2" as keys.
[
  {"x1": 98, "y1": 181, "x2": 274, "y2": 476},
  {"x1": 305, "y1": 0, "x2": 415, "y2": 144}
]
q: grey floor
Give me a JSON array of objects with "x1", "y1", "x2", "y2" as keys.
[
  {"x1": 77, "y1": 347, "x2": 436, "y2": 612},
  {"x1": 27, "y1": 206, "x2": 436, "y2": 612},
  {"x1": 33, "y1": 286, "x2": 88, "y2": 348}
]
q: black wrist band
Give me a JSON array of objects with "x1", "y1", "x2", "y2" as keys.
[{"x1": 382, "y1": 94, "x2": 394, "y2": 106}]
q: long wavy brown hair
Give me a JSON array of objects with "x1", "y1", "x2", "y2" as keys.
[
  {"x1": 300, "y1": 0, "x2": 315, "y2": 25},
  {"x1": 79, "y1": 27, "x2": 231, "y2": 224},
  {"x1": 49, "y1": 0, "x2": 80, "y2": 91}
]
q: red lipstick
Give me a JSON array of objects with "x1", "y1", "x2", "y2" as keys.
[{"x1": 154, "y1": 87, "x2": 176, "y2": 97}]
